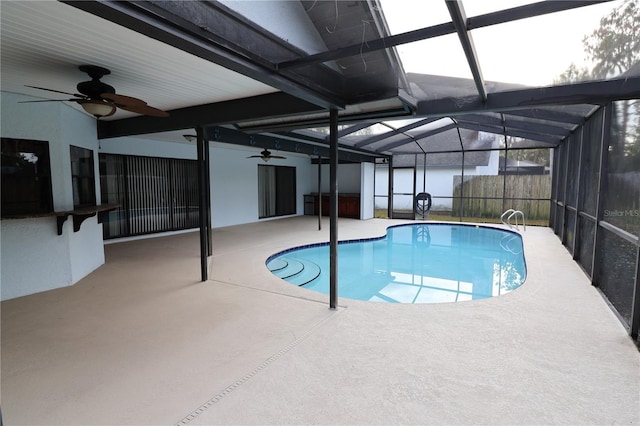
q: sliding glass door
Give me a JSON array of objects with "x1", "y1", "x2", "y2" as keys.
[
  {"x1": 100, "y1": 153, "x2": 199, "y2": 239},
  {"x1": 258, "y1": 165, "x2": 296, "y2": 218}
]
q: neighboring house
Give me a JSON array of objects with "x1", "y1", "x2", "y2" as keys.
[
  {"x1": 375, "y1": 132, "x2": 500, "y2": 212},
  {"x1": 499, "y1": 156, "x2": 548, "y2": 175}
]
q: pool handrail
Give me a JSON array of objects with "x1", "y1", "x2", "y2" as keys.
[
  {"x1": 500, "y1": 209, "x2": 515, "y2": 226},
  {"x1": 501, "y1": 209, "x2": 526, "y2": 231}
]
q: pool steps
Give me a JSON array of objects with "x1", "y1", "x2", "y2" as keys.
[{"x1": 267, "y1": 257, "x2": 321, "y2": 286}]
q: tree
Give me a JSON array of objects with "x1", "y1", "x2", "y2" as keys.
[
  {"x1": 553, "y1": 63, "x2": 591, "y2": 85},
  {"x1": 583, "y1": 0, "x2": 639, "y2": 80},
  {"x1": 558, "y1": 0, "x2": 640, "y2": 172},
  {"x1": 584, "y1": 1, "x2": 639, "y2": 172}
]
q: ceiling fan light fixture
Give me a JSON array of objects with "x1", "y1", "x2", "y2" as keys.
[
  {"x1": 261, "y1": 155, "x2": 271, "y2": 162},
  {"x1": 183, "y1": 134, "x2": 197, "y2": 142},
  {"x1": 78, "y1": 99, "x2": 116, "y2": 118},
  {"x1": 24, "y1": 65, "x2": 169, "y2": 118}
]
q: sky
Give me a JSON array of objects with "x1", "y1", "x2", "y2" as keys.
[{"x1": 379, "y1": 0, "x2": 622, "y2": 87}]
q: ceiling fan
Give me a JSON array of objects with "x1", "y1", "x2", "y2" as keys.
[
  {"x1": 21, "y1": 65, "x2": 169, "y2": 118},
  {"x1": 247, "y1": 149, "x2": 286, "y2": 162}
]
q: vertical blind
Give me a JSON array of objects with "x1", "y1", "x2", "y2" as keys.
[
  {"x1": 258, "y1": 164, "x2": 296, "y2": 218},
  {"x1": 100, "y1": 153, "x2": 199, "y2": 239}
]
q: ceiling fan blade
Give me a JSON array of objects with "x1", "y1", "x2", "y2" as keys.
[
  {"x1": 247, "y1": 155, "x2": 262, "y2": 158},
  {"x1": 25, "y1": 85, "x2": 85, "y2": 98},
  {"x1": 271, "y1": 156, "x2": 287, "y2": 159},
  {"x1": 116, "y1": 103, "x2": 170, "y2": 117},
  {"x1": 101, "y1": 93, "x2": 169, "y2": 117},
  {"x1": 100, "y1": 92, "x2": 146, "y2": 107},
  {"x1": 18, "y1": 98, "x2": 83, "y2": 103}
]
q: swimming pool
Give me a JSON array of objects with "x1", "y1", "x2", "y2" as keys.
[{"x1": 267, "y1": 223, "x2": 526, "y2": 303}]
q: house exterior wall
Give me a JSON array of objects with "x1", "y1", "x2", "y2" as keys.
[
  {"x1": 311, "y1": 163, "x2": 363, "y2": 194},
  {"x1": 220, "y1": 0, "x2": 328, "y2": 55},
  {"x1": 360, "y1": 162, "x2": 375, "y2": 219},
  {"x1": 100, "y1": 135, "x2": 197, "y2": 160},
  {"x1": 1, "y1": 92, "x2": 105, "y2": 300},
  {"x1": 0, "y1": 91, "x2": 355, "y2": 300},
  {"x1": 210, "y1": 143, "x2": 315, "y2": 227},
  {"x1": 310, "y1": 163, "x2": 375, "y2": 219},
  {"x1": 99, "y1": 139, "x2": 317, "y2": 228}
]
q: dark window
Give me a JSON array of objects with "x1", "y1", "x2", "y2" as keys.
[
  {"x1": 1, "y1": 138, "x2": 53, "y2": 216},
  {"x1": 99, "y1": 153, "x2": 199, "y2": 239},
  {"x1": 70, "y1": 145, "x2": 96, "y2": 208},
  {"x1": 258, "y1": 165, "x2": 296, "y2": 218}
]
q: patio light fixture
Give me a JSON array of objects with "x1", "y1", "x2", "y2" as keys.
[{"x1": 78, "y1": 99, "x2": 116, "y2": 118}]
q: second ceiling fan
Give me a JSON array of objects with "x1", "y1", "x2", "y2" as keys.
[
  {"x1": 23, "y1": 65, "x2": 169, "y2": 118},
  {"x1": 247, "y1": 149, "x2": 286, "y2": 162}
]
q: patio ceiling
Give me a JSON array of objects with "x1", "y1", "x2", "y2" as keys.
[{"x1": 2, "y1": 0, "x2": 639, "y2": 160}]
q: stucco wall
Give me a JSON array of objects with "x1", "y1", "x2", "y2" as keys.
[
  {"x1": 0, "y1": 91, "x2": 349, "y2": 300},
  {"x1": 1, "y1": 92, "x2": 105, "y2": 300},
  {"x1": 311, "y1": 163, "x2": 363, "y2": 194},
  {"x1": 307, "y1": 162, "x2": 377, "y2": 219},
  {"x1": 100, "y1": 139, "x2": 316, "y2": 229},
  {"x1": 360, "y1": 162, "x2": 375, "y2": 219},
  {"x1": 220, "y1": 0, "x2": 327, "y2": 55},
  {"x1": 209, "y1": 143, "x2": 314, "y2": 228}
]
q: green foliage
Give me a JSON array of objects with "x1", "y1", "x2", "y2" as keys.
[
  {"x1": 557, "y1": 1, "x2": 640, "y2": 171},
  {"x1": 554, "y1": 63, "x2": 591, "y2": 84},
  {"x1": 583, "y1": 0, "x2": 640, "y2": 79}
]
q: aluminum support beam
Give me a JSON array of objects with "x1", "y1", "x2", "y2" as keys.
[
  {"x1": 329, "y1": 109, "x2": 339, "y2": 309},
  {"x1": 417, "y1": 77, "x2": 640, "y2": 116},
  {"x1": 591, "y1": 106, "x2": 610, "y2": 287},
  {"x1": 355, "y1": 117, "x2": 442, "y2": 149},
  {"x1": 457, "y1": 113, "x2": 573, "y2": 137},
  {"x1": 387, "y1": 156, "x2": 393, "y2": 219},
  {"x1": 502, "y1": 108, "x2": 587, "y2": 125},
  {"x1": 375, "y1": 123, "x2": 458, "y2": 153},
  {"x1": 204, "y1": 131, "x2": 212, "y2": 256},
  {"x1": 631, "y1": 245, "x2": 640, "y2": 339},
  {"x1": 446, "y1": 1, "x2": 487, "y2": 101},
  {"x1": 96, "y1": 93, "x2": 324, "y2": 140},
  {"x1": 276, "y1": 1, "x2": 607, "y2": 71},
  {"x1": 204, "y1": 126, "x2": 379, "y2": 163},
  {"x1": 196, "y1": 126, "x2": 209, "y2": 281},
  {"x1": 63, "y1": 0, "x2": 345, "y2": 109},
  {"x1": 455, "y1": 121, "x2": 562, "y2": 145},
  {"x1": 468, "y1": 1, "x2": 612, "y2": 30},
  {"x1": 318, "y1": 155, "x2": 322, "y2": 231}
]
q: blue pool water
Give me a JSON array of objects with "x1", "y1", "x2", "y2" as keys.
[{"x1": 267, "y1": 223, "x2": 526, "y2": 303}]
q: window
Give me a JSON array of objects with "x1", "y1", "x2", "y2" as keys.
[
  {"x1": 258, "y1": 165, "x2": 296, "y2": 218},
  {"x1": 99, "y1": 153, "x2": 199, "y2": 239},
  {"x1": 1, "y1": 138, "x2": 53, "y2": 216},
  {"x1": 70, "y1": 145, "x2": 96, "y2": 208}
]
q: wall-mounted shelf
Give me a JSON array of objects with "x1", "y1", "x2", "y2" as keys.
[{"x1": 2, "y1": 204, "x2": 119, "y2": 235}]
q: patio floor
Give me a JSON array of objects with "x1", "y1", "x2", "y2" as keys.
[{"x1": 1, "y1": 216, "x2": 638, "y2": 425}]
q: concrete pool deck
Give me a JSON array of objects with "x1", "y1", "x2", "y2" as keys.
[{"x1": 1, "y1": 216, "x2": 638, "y2": 425}]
